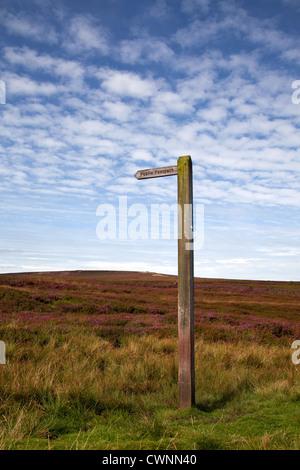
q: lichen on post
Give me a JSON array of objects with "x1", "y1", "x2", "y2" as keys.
[{"x1": 177, "y1": 155, "x2": 195, "y2": 408}]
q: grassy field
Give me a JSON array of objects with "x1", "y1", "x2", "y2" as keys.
[{"x1": 0, "y1": 270, "x2": 299, "y2": 450}]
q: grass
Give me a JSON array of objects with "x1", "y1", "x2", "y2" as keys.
[{"x1": 0, "y1": 271, "x2": 299, "y2": 450}]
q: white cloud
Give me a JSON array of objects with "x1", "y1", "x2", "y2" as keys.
[
  {"x1": 146, "y1": 0, "x2": 172, "y2": 20},
  {"x1": 131, "y1": 150, "x2": 155, "y2": 163},
  {"x1": 6, "y1": 74, "x2": 58, "y2": 96},
  {"x1": 118, "y1": 37, "x2": 175, "y2": 65},
  {"x1": 97, "y1": 69, "x2": 158, "y2": 99},
  {"x1": 152, "y1": 91, "x2": 192, "y2": 115},
  {"x1": 181, "y1": 0, "x2": 211, "y2": 14},
  {"x1": 200, "y1": 106, "x2": 227, "y2": 121},
  {"x1": 102, "y1": 101, "x2": 133, "y2": 122},
  {"x1": 65, "y1": 15, "x2": 109, "y2": 54},
  {"x1": 3, "y1": 12, "x2": 58, "y2": 43},
  {"x1": 4, "y1": 47, "x2": 85, "y2": 84},
  {"x1": 174, "y1": 1, "x2": 300, "y2": 69}
]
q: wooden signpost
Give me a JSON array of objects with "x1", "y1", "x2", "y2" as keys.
[{"x1": 135, "y1": 155, "x2": 195, "y2": 409}]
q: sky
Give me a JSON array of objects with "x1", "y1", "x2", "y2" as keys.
[{"x1": 0, "y1": 0, "x2": 299, "y2": 281}]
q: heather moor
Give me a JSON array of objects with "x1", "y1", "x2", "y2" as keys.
[{"x1": 0, "y1": 271, "x2": 299, "y2": 450}]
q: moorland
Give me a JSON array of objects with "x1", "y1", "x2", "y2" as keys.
[{"x1": 0, "y1": 270, "x2": 299, "y2": 450}]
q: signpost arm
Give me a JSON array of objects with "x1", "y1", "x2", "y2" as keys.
[{"x1": 177, "y1": 155, "x2": 195, "y2": 408}]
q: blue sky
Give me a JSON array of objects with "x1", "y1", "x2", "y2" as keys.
[{"x1": 0, "y1": 0, "x2": 299, "y2": 280}]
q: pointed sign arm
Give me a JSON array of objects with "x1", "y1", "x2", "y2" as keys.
[{"x1": 134, "y1": 165, "x2": 177, "y2": 180}]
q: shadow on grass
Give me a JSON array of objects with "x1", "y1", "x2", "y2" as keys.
[{"x1": 195, "y1": 386, "x2": 247, "y2": 413}]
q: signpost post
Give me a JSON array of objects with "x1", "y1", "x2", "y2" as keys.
[{"x1": 135, "y1": 155, "x2": 195, "y2": 408}]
